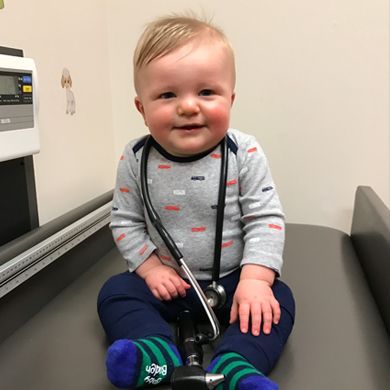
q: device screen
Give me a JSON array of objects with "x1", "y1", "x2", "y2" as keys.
[{"x1": 0, "y1": 74, "x2": 18, "y2": 95}]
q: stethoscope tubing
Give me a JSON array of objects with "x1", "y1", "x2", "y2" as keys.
[
  {"x1": 140, "y1": 135, "x2": 228, "y2": 341},
  {"x1": 140, "y1": 136, "x2": 184, "y2": 262},
  {"x1": 212, "y1": 136, "x2": 228, "y2": 282}
]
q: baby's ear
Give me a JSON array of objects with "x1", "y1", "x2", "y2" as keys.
[
  {"x1": 68, "y1": 75, "x2": 72, "y2": 87},
  {"x1": 134, "y1": 97, "x2": 143, "y2": 114},
  {"x1": 230, "y1": 92, "x2": 236, "y2": 106},
  {"x1": 134, "y1": 97, "x2": 148, "y2": 126},
  {"x1": 61, "y1": 75, "x2": 65, "y2": 88}
]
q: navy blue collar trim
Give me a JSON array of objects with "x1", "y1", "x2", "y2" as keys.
[
  {"x1": 133, "y1": 134, "x2": 238, "y2": 160},
  {"x1": 152, "y1": 138, "x2": 219, "y2": 162}
]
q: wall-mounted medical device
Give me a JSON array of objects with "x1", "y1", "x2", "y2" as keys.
[{"x1": 0, "y1": 54, "x2": 39, "y2": 162}]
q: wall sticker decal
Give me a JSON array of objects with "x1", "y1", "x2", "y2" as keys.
[{"x1": 61, "y1": 68, "x2": 76, "y2": 115}]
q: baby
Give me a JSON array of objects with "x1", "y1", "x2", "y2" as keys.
[{"x1": 98, "y1": 14, "x2": 295, "y2": 390}]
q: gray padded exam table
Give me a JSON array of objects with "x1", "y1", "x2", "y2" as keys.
[{"x1": 0, "y1": 186, "x2": 388, "y2": 389}]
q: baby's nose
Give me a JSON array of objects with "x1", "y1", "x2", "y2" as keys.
[{"x1": 177, "y1": 98, "x2": 200, "y2": 116}]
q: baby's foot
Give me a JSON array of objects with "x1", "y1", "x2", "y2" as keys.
[
  {"x1": 106, "y1": 336, "x2": 182, "y2": 388},
  {"x1": 207, "y1": 352, "x2": 278, "y2": 389}
]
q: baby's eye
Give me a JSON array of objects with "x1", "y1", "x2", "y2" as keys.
[
  {"x1": 199, "y1": 89, "x2": 214, "y2": 96},
  {"x1": 159, "y1": 92, "x2": 176, "y2": 99}
]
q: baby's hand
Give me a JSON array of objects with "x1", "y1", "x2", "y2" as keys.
[
  {"x1": 229, "y1": 279, "x2": 280, "y2": 336},
  {"x1": 144, "y1": 264, "x2": 191, "y2": 301}
]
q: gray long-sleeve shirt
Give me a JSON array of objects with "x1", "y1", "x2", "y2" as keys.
[{"x1": 111, "y1": 128, "x2": 285, "y2": 280}]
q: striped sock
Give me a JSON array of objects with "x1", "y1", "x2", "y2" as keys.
[
  {"x1": 106, "y1": 336, "x2": 182, "y2": 388},
  {"x1": 207, "y1": 352, "x2": 278, "y2": 390}
]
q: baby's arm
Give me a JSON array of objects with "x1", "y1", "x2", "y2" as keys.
[
  {"x1": 136, "y1": 252, "x2": 191, "y2": 301},
  {"x1": 112, "y1": 141, "x2": 190, "y2": 301},
  {"x1": 230, "y1": 264, "x2": 280, "y2": 335},
  {"x1": 230, "y1": 132, "x2": 284, "y2": 335}
]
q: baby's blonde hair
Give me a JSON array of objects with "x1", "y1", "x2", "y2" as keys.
[{"x1": 133, "y1": 14, "x2": 235, "y2": 90}]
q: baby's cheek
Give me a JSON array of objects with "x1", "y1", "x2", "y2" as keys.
[
  {"x1": 208, "y1": 105, "x2": 231, "y2": 129},
  {"x1": 145, "y1": 107, "x2": 172, "y2": 132}
]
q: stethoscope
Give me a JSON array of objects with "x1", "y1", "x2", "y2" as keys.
[{"x1": 140, "y1": 135, "x2": 229, "y2": 342}]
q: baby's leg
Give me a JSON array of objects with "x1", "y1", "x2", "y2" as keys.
[
  {"x1": 98, "y1": 271, "x2": 182, "y2": 341},
  {"x1": 97, "y1": 272, "x2": 183, "y2": 388},
  {"x1": 209, "y1": 280, "x2": 295, "y2": 389}
]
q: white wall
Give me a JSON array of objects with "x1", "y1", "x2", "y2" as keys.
[
  {"x1": 0, "y1": 0, "x2": 116, "y2": 224},
  {"x1": 107, "y1": 0, "x2": 389, "y2": 233},
  {"x1": 1, "y1": 1, "x2": 388, "y2": 232}
]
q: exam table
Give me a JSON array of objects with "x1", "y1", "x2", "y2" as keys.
[{"x1": 0, "y1": 186, "x2": 388, "y2": 389}]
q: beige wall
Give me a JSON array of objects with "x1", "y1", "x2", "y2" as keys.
[
  {"x1": 0, "y1": 0, "x2": 116, "y2": 224},
  {"x1": 107, "y1": 0, "x2": 389, "y2": 233},
  {"x1": 1, "y1": 1, "x2": 388, "y2": 232}
]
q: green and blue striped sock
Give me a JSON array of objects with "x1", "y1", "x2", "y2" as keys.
[
  {"x1": 207, "y1": 352, "x2": 278, "y2": 390},
  {"x1": 106, "y1": 336, "x2": 182, "y2": 388}
]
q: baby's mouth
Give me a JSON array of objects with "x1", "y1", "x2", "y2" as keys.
[{"x1": 175, "y1": 124, "x2": 205, "y2": 131}]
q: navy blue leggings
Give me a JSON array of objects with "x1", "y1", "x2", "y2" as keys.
[{"x1": 97, "y1": 269, "x2": 295, "y2": 375}]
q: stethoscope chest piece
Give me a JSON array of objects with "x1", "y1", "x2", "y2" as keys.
[{"x1": 205, "y1": 281, "x2": 227, "y2": 309}]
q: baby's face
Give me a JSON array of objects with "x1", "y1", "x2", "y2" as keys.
[{"x1": 135, "y1": 40, "x2": 235, "y2": 157}]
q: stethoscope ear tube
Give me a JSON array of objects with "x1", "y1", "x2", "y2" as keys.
[
  {"x1": 140, "y1": 136, "x2": 184, "y2": 263},
  {"x1": 212, "y1": 134, "x2": 228, "y2": 283}
]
